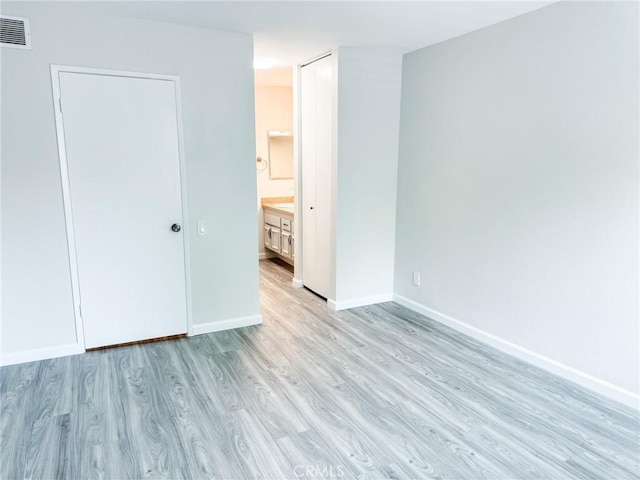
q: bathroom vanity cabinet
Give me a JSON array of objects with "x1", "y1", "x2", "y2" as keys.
[{"x1": 263, "y1": 204, "x2": 294, "y2": 265}]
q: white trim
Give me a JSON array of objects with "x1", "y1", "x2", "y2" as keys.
[
  {"x1": 259, "y1": 252, "x2": 268, "y2": 260},
  {"x1": 51, "y1": 65, "x2": 182, "y2": 82},
  {"x1": 292, "y1": 277, "x2": 304, "y2": 288},
  {"x1": 50, "y1": 65, "x2": 86, "y2": 350},
  {"x1": 393, "y1": 294, "x2": 640, "y2": 410},
  {"x1": 292, "y1": 64, "x2": 303, "y2": 285},
  {"x1": 328, "y1": 293, "x2": 394, "y2": 311},
  {"x1": 190, "y1": 314, "x2": 263, "y2": 336},
  {"x1": 173, "y1": 77, "x2": 195, "y2": 337},
  {"x1": 1, "y1": 343, "x2": 83, "y2": 367},
  {"x1": 329, "y1": 49, "x2": 339, "y2": 301},
  {"x1": 50, "y1": 65, "x2": 193, "y2": 346}
]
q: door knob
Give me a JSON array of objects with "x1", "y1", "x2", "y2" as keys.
[
  {"x1": 171, "y1": 223, "x2": 181, "y2": 232},
  {"x1": 310, "y1": 206, "x2": 314, "y2": 210}
]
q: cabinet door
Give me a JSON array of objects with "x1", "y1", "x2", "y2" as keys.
[
  {"x1": 290, "y1": 234, "x2": 295, "y2": 261},
  {"x1": 270, "y1": 227, "x2": 281, "y2": 252},
  {"x1": 264, "y1": 224, "x2": 272, "y2": 249},
  {"x1": 281, "y1": 231, "x2": 291, "y2": 258}
]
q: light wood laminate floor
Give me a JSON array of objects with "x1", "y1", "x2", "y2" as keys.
[{"x1": 1, "y1": 259, "x2": 639, "y2": 479}]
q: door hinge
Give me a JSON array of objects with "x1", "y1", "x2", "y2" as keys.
[
  {"x1": 78, "y1": 304, "x2": 83, "y2": 318},
  {"x1": 58, "y1": 97, "x2": 63, "y2": 113}
]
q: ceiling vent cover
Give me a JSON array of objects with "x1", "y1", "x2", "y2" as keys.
[{"x1": 0, "y1": 15, "x2": 31, "y2": 50}]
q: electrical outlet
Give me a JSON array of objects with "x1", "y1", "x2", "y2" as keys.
[{"x1": 413, "y1": 271, "x2": 421, "y2": 286}]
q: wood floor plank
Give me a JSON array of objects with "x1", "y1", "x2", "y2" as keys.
[
  {"x1": 23, "y1": 413, "x2": 71, "y2": 480},
  {"x1": 168, "y1": 340, "x2": 249, "y2": 479},
  {"x1": 267, "y1": 359, "x2": 395, "y2": 474},
  {"x1": 0, "y1": 360, "x2": 38, "y2": 480},
  {"x1": 276, "y1": 429, "x2": 366, "y2": 479},
  {"x1": 218, "y1": 348, "x2": 311, "y2": 439},
  {"x1": 1, "y1": 258, "x2": 638, "y2": 479}
]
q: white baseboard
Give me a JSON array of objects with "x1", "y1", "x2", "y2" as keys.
[
  {"x1": 1, "y1": 342, "x2": 84, "y2": 367},
  {"x1": 392, "y1": 294, "x2": 640, "y2": 410},
  {"x1": 190, "y1": 314, "x2": 263, "y2": 336},
  {"x1": 328, "y1": 293, "x2": 394, "y2": 312},
  {"x1": 292, "y1": 278, "x2": 303, "y2": 288},
  {"x1": 259, "y1": 253, "x2": 268, "y2": 260}
]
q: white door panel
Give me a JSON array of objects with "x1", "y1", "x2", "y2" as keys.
[
  {"x1": 58, "y1": 71, "x2": 187, "y2": 348},
  {"x1": 301, "y1": 55, "x2": 332, "y2": 298},
  {"x1": 314, "y1": 57, "x2": 333, "y2": 298},
  {"x1": 301, "y1": 62, "x2": 318, "y2": 293}
]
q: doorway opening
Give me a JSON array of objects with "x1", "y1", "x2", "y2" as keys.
[{"x1": 254, "y1": 65, "x2": 296, "y2": 283}]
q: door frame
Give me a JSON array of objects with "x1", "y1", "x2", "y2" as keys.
[{"x1": 50, "y1": 65, "x2": 194, "y2": 350}]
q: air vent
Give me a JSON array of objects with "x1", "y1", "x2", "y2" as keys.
[{"x1": 0, "y1": 15, "x2": 31, "y2": 50}]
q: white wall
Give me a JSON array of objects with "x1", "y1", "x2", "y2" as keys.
[
  {"x1": 1, "y1": 2, "x2": 260, "y2": 361},
  {"x1": 331, "y1": 48, "x2": 403, "y2": 309},
  {"x1": 395, "y1": 2, "x2": 639, "y2": 398},
  {"x1": 255, "y1": 84, "x2": 294, "y2": 257}
]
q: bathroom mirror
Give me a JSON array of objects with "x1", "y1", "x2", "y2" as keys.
[{"x1": 268, "y1": 131, "x2": 294, "y2": 179}]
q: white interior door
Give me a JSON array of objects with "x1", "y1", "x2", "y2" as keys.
[
  {"x1": 301, "y1": 62, "x2": 318, "y2": 293},
  {"x1": 56, "y1": 70, "x2": 188, "y2": 349},
  {"x1": 301, "y1": 55, "x2": 332, "y2": 298},
  {"x1": 314, "y1": 57, "x2": 333, "y2": 298}
]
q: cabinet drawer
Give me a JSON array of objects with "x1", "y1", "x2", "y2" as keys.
[
  {"x1": 264, "y1": 213, "x2": 280, "y2": 226},
  {"x1": 281, "y1": 218, "x2": 292, "y2": 232}
]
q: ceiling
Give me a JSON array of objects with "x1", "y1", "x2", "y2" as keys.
[{"x1": 64, "y1": 1, "x2": 554, "y2": 66}]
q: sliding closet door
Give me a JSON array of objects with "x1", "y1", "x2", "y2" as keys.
[{"x1": 301, "y1": 55, "x2": 332, "y2": 298}]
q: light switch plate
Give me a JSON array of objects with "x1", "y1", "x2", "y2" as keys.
[
  {"x1": 413, "y1": 271, "x2": 421, "y2": 286},
  {"x1": 197, "y1": 220, "x2": 207, "y2": 236}
]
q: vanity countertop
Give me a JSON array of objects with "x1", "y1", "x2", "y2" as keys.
[{"x1": 263, "y1": 203, "x2": 294, "y2": 215}]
